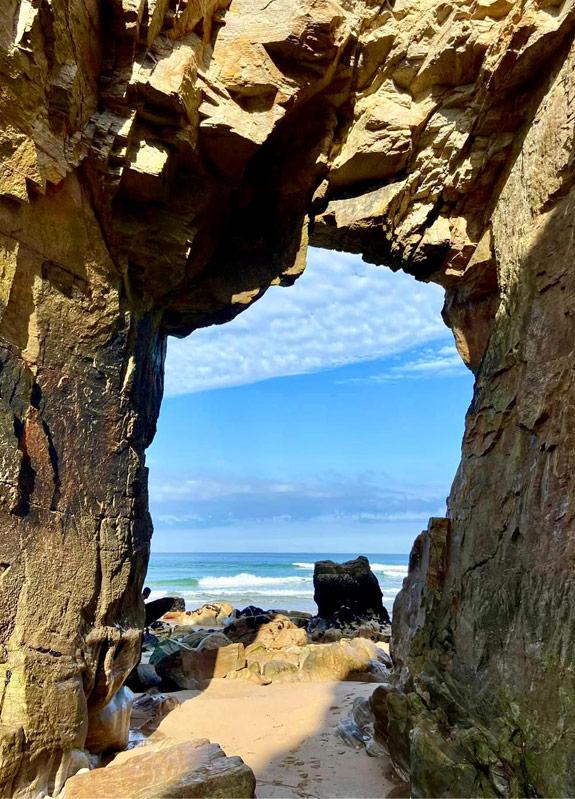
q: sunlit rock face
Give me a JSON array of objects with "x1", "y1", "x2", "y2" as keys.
[{"x1": 0, "y1": 0, "x2": 574, "y2": 795}]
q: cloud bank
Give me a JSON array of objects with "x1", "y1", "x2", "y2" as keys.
[
  {"x1": 150, "y1": 470, "x2": 447, "y2": 530},
  {"x1": 164, "y1": 248, "x2": 454, "y2": 395}
]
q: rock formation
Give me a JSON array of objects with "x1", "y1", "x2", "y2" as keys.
[
  {"x1": 60, "y1": 738, "x2": 256, "y2": 799},
  {"x1": 313, "y1": 555, "x2": 389, "y2": 622},
  {"x1": 0, "y1": 0, "x2": 574, "y2": 796}
]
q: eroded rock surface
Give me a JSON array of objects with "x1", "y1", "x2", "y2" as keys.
[
  {"x1": 60, "y1": 737, "x2": 256, "y2": 799},
  {"x1": 0, "y1": 0, "x2": 574, "y2": 796}
]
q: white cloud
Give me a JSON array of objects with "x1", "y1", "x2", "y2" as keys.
[
  {"x1": 149, "y1": 470, "x2": 448, "y2": 528},
  {"x1": 337, "y1": 344, "x2": 467, "y2": 385},
  {"x1": 164, "y1": 248, "x2": 452, "y2": 395}
]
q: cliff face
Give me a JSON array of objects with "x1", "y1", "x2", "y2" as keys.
[{"x1": 0, "y1": 0, "x2": 574, "y2": 796}]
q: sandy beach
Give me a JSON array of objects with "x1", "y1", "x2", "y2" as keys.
[{"x1": 154, "y1": 679, "x2": 407, "y2": 798}]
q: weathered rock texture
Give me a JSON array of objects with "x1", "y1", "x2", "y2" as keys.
[
  {"x1": 60, "y1": 737, "x2": 256, "y2": 799},
  {"x1": 313, "y1": 555, "x2": 388, "y2": 621},
  {"x1": 0, "y1": 0, "x2": 574, "y2": 796}
]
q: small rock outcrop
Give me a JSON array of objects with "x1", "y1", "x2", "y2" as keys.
[
  {"x1": 60, "y1": 738, "x2": 256, "y2": 799},
  {"x1": 147, "y1": 610, "x2": 390, "y2": 687},
  {"x1": 313, "y1": 556, "x2": 390, "y2": 624}
]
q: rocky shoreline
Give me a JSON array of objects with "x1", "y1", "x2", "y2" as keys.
[{"x1": 59, "y1": 557, "x2": 398, "y2": 798}]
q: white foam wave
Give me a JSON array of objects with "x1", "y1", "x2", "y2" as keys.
[
  {"x1": 371, "y1": 564, "x2": 408, "y2": 576},
  {"x1": 198, "y1": 573, "x2": 309, "y2": 590},
  {"x1": 193, "y1": 588, "x2": 314, "y2": 598},
  {"x1": 293, "y1": 561, "x2": 407, "y2": 576}
]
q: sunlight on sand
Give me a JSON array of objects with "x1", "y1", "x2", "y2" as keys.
[{"x1": 155, "y1": 680, "x2": 407, "y2": 799}]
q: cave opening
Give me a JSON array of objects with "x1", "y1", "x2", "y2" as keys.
[
  {"x1": 136, "y1": 244, "x2": 474, "y2": 797},
  {"x1": 144, "y1": 247, "x2": 474, "y2": 616}
]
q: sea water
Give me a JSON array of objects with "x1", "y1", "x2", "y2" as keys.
[{"x1": 145, "y1": 552, "x2": 409, "y2": 614}]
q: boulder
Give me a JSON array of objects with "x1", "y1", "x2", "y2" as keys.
[
  {"x1": 237, "y1": 605, "x2": 266, "y2": 617},
  {"x1": 126, "y1": 663, "x2": 162, "y2": 693},
  {"x1": 85, "y1": 686, "x2": 134, "y2": 755},
  {"x1": 313, "y1": 556, "x2": 389, "y2": 622},
  {"x1": 252, "y1": 618, "x2": 308, "y2": 649},
  {"x1": 226, "y1": 664, "x2": 272, "y2": 686},
  {"x1": 162, "y1": 602, "x2": 234, "y2": 627},
  {"x1": 284, "y1": 612, "x2": 312, "y2": 629},
  {"x1": 60, "y1": 738, "x2": 256, "y2": 798},
  {"x1": 262, "y1": 660, "x2": 300, "y2": 682},
  {"x1": 196, "y1": 632, "x2": 232, "y2": 651},
  {"x1": 145, "y1": 598, "x2": 177, "y2": 628},
  {"x1": 156, "y1": 643, "x2": 246, "y2": 688},
  {"x1": 245, "y1": 643, "x2": 302, "y2": 668},
  {"x1": 299, "y1": 638, "x2": 388, "y2": 682},
  {"x1": 223, "y1": 614, "x2": 273, "y2": 645},
  {"x1": 130, "y1": 690, "x2": 180, "y2": 735},
  {"x1": 239, "y1": 637, "x2": 390, "y2": 683}
]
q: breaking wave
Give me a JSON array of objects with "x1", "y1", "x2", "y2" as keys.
[
  {"x1": 293, "y1": 561, "x2": 408, "y2": 576},
  {"x1": 198, "y1": 573, "x2": 309, "y2": 590}
]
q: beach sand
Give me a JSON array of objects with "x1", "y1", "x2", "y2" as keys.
[{"x1": 155, "y1": 679, "x2": 408, "y2": 798}]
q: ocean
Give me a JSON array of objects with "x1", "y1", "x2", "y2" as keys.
[{"x1": 145, "y1": 552, "x2": 409, "y2": 614}]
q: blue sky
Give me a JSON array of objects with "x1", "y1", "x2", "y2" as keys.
[{"x1": 148, "y1": 249, "x2": 474, "y2": 553}]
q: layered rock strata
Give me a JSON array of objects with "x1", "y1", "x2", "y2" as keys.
[
  {"x1": 60, "y1": 738, "x2": 256, "y2": 799},
  {"x1": 0, "y1": 0, "x2": 574, "y2": 796}
]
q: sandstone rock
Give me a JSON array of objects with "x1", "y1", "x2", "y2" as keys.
[
  {"x1": 162, "y1": 606, "x2": 233, "y2": 628},
  {"x1": 262, "y1": 660, "x2": 300, "y2": 682},
  {"x1": 313, "y1": 556, "x2": 389, "y2": 623},
  {"x1": 299, "y1": 639, "x2": 389, "y2": 683},
  {"x1": 156, "y1": 643, "x2": 246, "y2": 688},
  {"x1": 245, "y1": 643, "x2": 302, "y2": 669},
  {"x1": 1, "y1": 0, "x2": 575, "y2": 794},
  {"x1": 130, "y1": 690, "x2": 180, "y2": 735},
  {"x1": 226, "y1": 663, "x2": 272, "y2": 686},
  {"x1": 60, "y1": 738, "x2": 256, "y2": 799},
  {"x1": 252, "y1": 618, "x2": 308, "y2": 649},
  {"x1": 196, "y1": 632, "x2": 233, "y2": 651},
  {"x1": 85, "y1": 687, "x2": 134, "y2": 755},
  {"x1": 223, "y1": 614, "x2": 273, "y2": 645}
]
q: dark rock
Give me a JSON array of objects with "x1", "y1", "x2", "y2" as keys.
[
  {"x1": 313, "y1": 556, "x2": 390, "y2": 623},
  {"x1": 223, "y1": 614, "x2": 273, "y2": 645},
  {"x1": 130, "y1": 690, "x2": 180, "y2": 735},
  {"x1": 155, "y1": 643, "x2": 246, "y2": 688},
  {"x1": 238, "y1": 605, "x2": 266, "y2": 618},
  {"x1": 145, "y1": 598, "x2": 177, "y2": 627},
  {"x1": 126, "y1": 663, "x2": 162, "y2": 693},
  {"x1": 142, "y1": 632, "x2": 159, "y2": 648}
]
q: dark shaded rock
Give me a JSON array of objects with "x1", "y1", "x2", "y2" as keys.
[
  {"x1": 156, "y1": 643, "x2": 246, "y2": 688},
  {"x1": 313, "y1": 556, "x2": 390, "y2": 623},
  {"x1": 223, "y1": 614, "x2": 273, "y2": 645},
  {"x1": 130, "y1": 690, "x2": 180, "y2": 735},
  {"x1": 126, "y1": 663, "x2": 162, "y2": 693},
  {"x1": 145, "y1": 598, "x2": 177, "y2": 627},
  {"x1": 239, "y1": 605, "x2": 266, "y2": 618}
]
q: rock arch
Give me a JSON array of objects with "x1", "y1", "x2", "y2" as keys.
[{"x1": 0, "y1": 0, "x2": 574, "y2": 795}]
